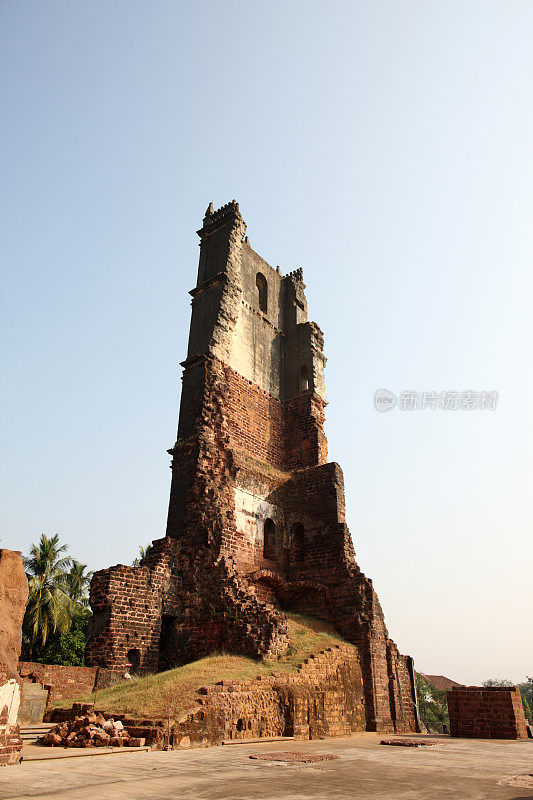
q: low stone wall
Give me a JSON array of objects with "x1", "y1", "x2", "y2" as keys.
[
  {"x1": 18, "y1": 663, "x2": 121, "y2": 709},
  {"x1": 51, "y1": 644, "x2": 369, "y2": 750},
  {"x1": 171, "y1": 643, "x2": 368, "y2": 748},
  {"x1": 19, "y1": 663, "x2": 98, "y2": 706},
  {"x1": 447, "y1": 686, "x2": 528, "y2": 739}
]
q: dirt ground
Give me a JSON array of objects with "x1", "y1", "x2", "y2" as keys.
[{"x1": 1, "y1": 733, "x2": 532, "y2": 800}]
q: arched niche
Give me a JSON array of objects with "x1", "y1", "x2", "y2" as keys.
[
  {"x1": 263, "y1": 517, "x2": 276, "y2": 560},
  {"x1": 256, "y1": 272, "x2": 268, "y2": 313}
]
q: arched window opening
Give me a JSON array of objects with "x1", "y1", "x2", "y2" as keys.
[
  {"x1": 256, "y1": 272, "x2": 268, "y2": 314},
  {"x1": 290, "y1": 523, "x2": 305, "y2": 563},
  {"x1": 300, "y1": 365, "x2": 309, "y2": 392},
  {"x1": 127, "y1": 648, "x2": 141, "y2": 675},
  {"x1": 263, "y1": 518, "x2": 276, "y2": 560}
]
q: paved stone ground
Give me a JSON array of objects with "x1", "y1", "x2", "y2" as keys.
[
  {"x1": 20, "y1": 744, "x2": 149, "y2": 761},
  {"x1": 1, "y1": 734, "x2": 532, "y2": 800}
]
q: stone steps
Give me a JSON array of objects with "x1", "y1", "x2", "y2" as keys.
[{"x1": 20, "y1": 723, "x2": 56, "y2": 744}]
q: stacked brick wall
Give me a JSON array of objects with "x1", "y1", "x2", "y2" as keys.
[
  {"x1": 51, "y1": 645, "x2": 366, "y2": 749},
  {"x1": 221, "y1": 364, "x2": 286, "y2": 469},
  {"x1": 86, "y1": 360, "x2": 419, "y2": 732},
  {"x1": 447, "y1": 686, "x2": 528, "y2": 739},
  {"x1": 87, "y1": 561, "x2": 166, "y2": 673},
  {"x1": 284, "y1": 392, "x2": 327, "y2": 470},
  {"x1": 171, "y1": 643, "x2": 366, "y2": 748},
  {"x1": 86, "y1": 536, "x2": 290, "y2": 674},
  {"x1": 17, "y1": 664, "x2": 122, "y2": 719},
  {"x1": 18, "y1": 663, "x2": 98, "y2": 705},
  {"x1": 172, "y1": 356, "x2": 326, "y2": 477}
]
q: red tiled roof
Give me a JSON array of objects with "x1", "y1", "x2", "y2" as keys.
[{"x1": 421, "y1": 674, "x2": 463, "y2": 691}]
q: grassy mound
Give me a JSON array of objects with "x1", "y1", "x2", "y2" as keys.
[{"x1": 69, "y1": 614, "x2": 346, "y2": 720}]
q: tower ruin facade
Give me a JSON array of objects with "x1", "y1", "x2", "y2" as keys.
[{"x1": 86, "y1": 201, "x2": 419, "y2": 734}]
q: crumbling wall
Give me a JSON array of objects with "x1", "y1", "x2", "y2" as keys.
[
  {"x1": 86, "y1": 537, "x2": 290, "y2": 674},
  {"x1": 447, "y1": 686, "x2": 528, "y2": 739},
  {"x1": 86, "y1": 538, "x2": 176, "y2": 673},
  {"x1": 86, "y1": 201, "x2": 419, "y2": 738},
  {"x1": 171, "y1": 643, "x2": 366, "y2": 747},
  {"x1": 19, "y1": 663, "x2": 98, "y2": 706},
  {"x1": 0, "y1": 549, "x2": 29, "y2": 766}
]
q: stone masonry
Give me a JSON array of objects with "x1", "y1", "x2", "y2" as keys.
[
  {"x1": 86, "y1": 201, "x2": 420, "y2": 735},
  {"x1": 171, "y1": 643, "x2": 368, "y2": 746},
  {"x1": 447, "y1": 686, "x2": 528, "y2": 739}
]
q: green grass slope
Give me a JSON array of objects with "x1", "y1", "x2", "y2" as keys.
[{"x1": 69, "y1": 614, "x2": 346, "y2": 720}]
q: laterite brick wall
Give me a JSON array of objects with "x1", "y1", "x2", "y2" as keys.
[
  {"x1": 18, "y1": 663, "x2": 98, "y2": 705},
  {"x1": 172, "y1": 643, "x2": 366, "y2": 747},
  {"x1": 447, "y1": 686, "x2": 528, "y2": 739},
  {"x1": 18, "y1": 662, "x2": 123, "y2": 706}
]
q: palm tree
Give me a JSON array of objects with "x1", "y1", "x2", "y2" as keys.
[
  {"x1": 23, "y1": 534, "x2": 75, "y2": 659},
  {"x1": 132, "y1": 543, "x2": 153, "y2": 567},
  {"x1": 63, "y1": 560, "x2": 93, "y2": 607}
]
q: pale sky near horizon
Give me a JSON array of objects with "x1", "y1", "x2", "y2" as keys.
[{"x1": 1, "y1": 1, "x2": 532, "y2": 685}]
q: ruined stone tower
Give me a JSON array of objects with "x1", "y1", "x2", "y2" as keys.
[{"x1": 86, "y1": 201, "x2": 419, "y2": 734}]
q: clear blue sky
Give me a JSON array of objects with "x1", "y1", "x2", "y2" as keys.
[{"x1": 1, "y1": 1, "x2": 532, "y2": 685}]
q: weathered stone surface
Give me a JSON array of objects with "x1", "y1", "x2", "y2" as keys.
[
  {"x1": 170, "y1": 642, "x2": 367, "y2": 747},
  {"x1": 0, "y1": 550, "x2": 28, "y2": 680},
  {"x1": 0, "y1": 549, "x2": 28, "y2": 766},
  {"x1": 85, "y1": 202, "x2": 420, "y2": 737},
  {"x1": 249, "y1": 752, "x2": 339, "y2": 762},
  {"x1": 380, "y1": 738, "x2": 437, "y2": 746},
  {"x1": 18, "y1": 663, "x2": 121, "y2": 711},
  {"x1": 447, "y1": 686, "x2": 528, "y2": 739}
]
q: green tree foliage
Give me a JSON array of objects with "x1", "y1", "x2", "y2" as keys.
[
  {"x1": 63, "y1": 560, "x2": 92, "y2": 606},
  {"x1": 415, "y1": 673, "x2": 449, "y2": 733},
  {"x1": 132, "y1": 543, "x2": 153, "y2": 567},
  {"x1": 23, "y1": 534, "x2": 75, "y2": 659},
  {"x1": 482, "y1": 678, "x2": 514, "y2": 687},
  {"x1": 36, "y1": 609, "x2": 92, "y2": 666},
  {"x1": 22, "y1": 534, "x2": 93, "y2": 664}
]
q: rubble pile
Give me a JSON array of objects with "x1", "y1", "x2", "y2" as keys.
[{"x1": 40, "y1": 712, "x2": 145, "y2": 748}]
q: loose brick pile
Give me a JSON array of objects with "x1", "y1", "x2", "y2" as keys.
[{"x1": 41, "y1": 711, "x2": 145, "y2": 749}]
